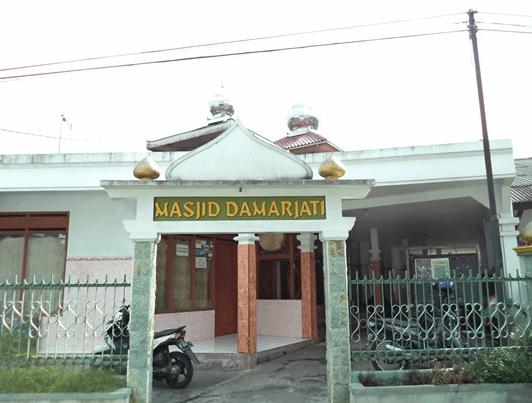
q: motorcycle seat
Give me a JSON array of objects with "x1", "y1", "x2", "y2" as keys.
[{"x1": 154, "y1": 325, "x2": 186, "y2": 339}]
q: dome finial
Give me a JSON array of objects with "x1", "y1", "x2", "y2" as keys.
[
  {"x1": 287, "y1": 104, "x2": 319, "y2": 135},
  {"x1": 318, "y1": 155, "x2": 346, "y2": 180},
  {"x1": 208, "y1": 89, "x2": 234, "y2": 123},
  {"x1": 133, "y1": 155, "x2": 161, "y2": 180}
]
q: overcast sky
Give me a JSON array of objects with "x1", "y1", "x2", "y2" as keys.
[{"x1": 1, "y1": 1, "x2": 531, "y2": 158}]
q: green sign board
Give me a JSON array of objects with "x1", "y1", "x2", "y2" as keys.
[{"x1": 153, "y1": 196, "x2": 326, "y2": 221}]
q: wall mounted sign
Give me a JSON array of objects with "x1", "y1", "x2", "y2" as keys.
[
  {"x1": 153, "y1": 196, "x2": 326, "y2": 221},
  {"x1": 414, "y1": 258, "x2": 451, "y2": 279}
]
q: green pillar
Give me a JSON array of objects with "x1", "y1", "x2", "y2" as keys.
[
  {"x1": 321, "y1": 238, "x2": 350, "y2": 403},
  {"x1": 128, "y1": 239, "x2": 158, "y2": 403}
]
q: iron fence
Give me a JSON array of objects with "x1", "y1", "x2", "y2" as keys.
[
  {"x1": 0, "y1": 276, "x2": 131, "y2": 371},
  {"x1": 350, "y1": 272, "x2": 532, "y2": 369}
]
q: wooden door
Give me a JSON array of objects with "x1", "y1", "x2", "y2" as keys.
[{"x1": 214, "y1": 239, "x2": 238, "y2": 336}]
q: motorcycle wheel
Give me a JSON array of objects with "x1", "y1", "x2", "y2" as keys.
[
  {"x1": 371, "y1": 339, "x2": 407, "y2": 371},
  {"x1": 165, "y1": 351, "x2": 193, "y2": 389}
]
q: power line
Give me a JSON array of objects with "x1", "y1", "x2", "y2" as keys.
[
  {"x1": 0, "y1": 13, "x2": 464, "y2": 74},
  {"x1": 479, "y1": 21, "x2": 532, "y2": 29},
  {"x1": 0, "y1": 29, "x2": 467, "y2": 81},
  {"x1": 0, "y1": 127, "x2": 119, "y2": 143},
  {"x1": 479, "y1": 28, "x2": 532, "y2": 35},
  {"x1": 479, "y1": 11, "x2": 532, "y2": 19}
]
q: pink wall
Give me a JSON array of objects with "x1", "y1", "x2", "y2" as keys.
[
  {"x1": 257, "y1": 299, "x2": 302, "y2": 338},
  {"x1": 155, "y1": 311, "x2": 215, "y2": 341}
]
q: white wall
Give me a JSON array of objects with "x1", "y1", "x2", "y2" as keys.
[{"x1": 0, "y1": 191, "x2": 135, "y2": 258}]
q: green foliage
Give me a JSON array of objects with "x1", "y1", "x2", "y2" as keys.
[
  {"x1": 358, "y1": 372, "x2": 403, "y2": 387},
  {"x1": 359, "y1": 370, "x2": 431, "y2": 387},
  {"x1": 0, "y1": 331, "x2": 36, "y2": 357},
  {"x1": 462, "y1": 349, "x2": 532, "y2": 384},
  {"x1": 0, "y1": 367, "x2": 126, "y2": 393},
  {"x1": 431, "y1": 363, "x2": 475, "y2": 385},
  {"x1": 511, "y1": 328, "x2": 532, "y2": 347}
]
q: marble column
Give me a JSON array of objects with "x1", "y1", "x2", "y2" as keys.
[
  {"x1": 298, "y1": 233, "x2": 318, "y2": 339},
  {"x1": 234, "y1": 233, "x2": 259, "y2": 354},
  {"x1": 127, "y1": 238, "x2": 158, "y2": 403},
  {"x1": 321, "y1": 235, "x2": 351, "y2": 403}
]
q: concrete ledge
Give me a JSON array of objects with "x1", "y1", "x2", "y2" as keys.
[
  {"x1": 196, "y1": 338, "x2": 318, "y2": 371},
  {"x1": 350, "y1": 371, "x2": 532, "y2": 403},
  {"x1": 0, "y1": 388, "x2": 132, "y2": 403}
]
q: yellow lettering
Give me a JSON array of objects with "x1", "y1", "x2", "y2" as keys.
[
  {"x1": 281, "y1": 201, "x2": 293, "y2": 217},
  {"x1": 208, "y1": 201, "x2": 221, "y2": 217},
  {"x1": 299, "y1": 201, "x2": 312, "y2": 217},
  {"x1": 196, "y1": 202, "x2": 201, "y2": 220},
  {"x1": 310, "y1": 200, "x2": 320, "y2": 216},
  {"x1": 268, "y1": 201, "x2": 280, "y2": 217},
  {"x1": 154, "y1": 202, "x2": 169, "y2": 217},
  {"x1": 183, "y1": 202, "x2": 195, "y2": 218},
  {"x1": 239, "y1": 201, "x2": 252, "y2": 217},
  {"x1": 320, "y1": 200, "x2": 325, "y2": 216},
  {"x1": 226, "y1": 201, "x2": 238, "y2": 217},
  {"x1": 294, "y1": 201, "x2": 299, "y2": 219},
  {"x1": 252, "y1": 201, "x2": 266, "y2": 216},
  {"x1": 170, "y1": 202, "x2": 182, "y2": 217},
  {"x1": 202, "y1": 202, "x2": 206, "y2": 218}
]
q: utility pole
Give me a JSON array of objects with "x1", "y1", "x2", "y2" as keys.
[{"x1": 467, "y1": 9, "x2": 503, "y2": 275}]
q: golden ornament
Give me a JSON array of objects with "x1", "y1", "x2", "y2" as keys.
[
  {"x1": 133, "y1": 156, "x2": 161, "y2": 180},
  {"x1": 318, "y1": 155, "x2": 346, "y2": 180},
  {"x1": 522, "y1": 220, "x2": 532, "y2": 245}
]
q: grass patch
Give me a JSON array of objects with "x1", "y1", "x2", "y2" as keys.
[{"x1": 0, "y1": 366, "x2": 126, "y2": 394}]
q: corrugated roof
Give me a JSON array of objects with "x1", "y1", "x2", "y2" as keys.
[{"x1": 512, "y1": 158, "x2": 532, "y2": 204}]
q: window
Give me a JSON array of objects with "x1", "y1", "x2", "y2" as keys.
[
  {"x1": 0, "y1": 212, "x2": 69, "y2": 316},
  {"x1": 155, "y1": 235, "x2": 214, "y2": 313},
  {"x1": 0, "y1": 212, "x2": 69, "y2": 283}
]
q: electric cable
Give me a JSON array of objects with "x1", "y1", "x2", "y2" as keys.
[
  {"x1": 0, "y1": 127, "x2": 120, "y2": 143},
  {"x1": 478, "y1": 11, "x2": 532, "y2": 19},
  {"x1": 479, "y1": 28, "x2": 532, "y2": 35},
  {"x1": 0, "y1": 29, "x2": 467, "y2": 81},
  {"x1": 479, "y1": 21, "x2": 532, "y2": 29},
  {"x1": 0, "y1": 12, "x2": 464, "y2": 73}
]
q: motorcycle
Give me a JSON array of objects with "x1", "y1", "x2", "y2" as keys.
[
  {"x1": 368, "y1": 282, "x2": 466, "y2": 371},
  {"x1": 93, "y1": 305, "x2": 200, "y2": 388}
]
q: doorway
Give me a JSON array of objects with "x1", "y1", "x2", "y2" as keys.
[{"x1": 214, "y1": 238, "x2": 238, "y2": 336}]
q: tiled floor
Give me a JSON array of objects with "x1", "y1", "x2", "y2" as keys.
[{"x1": 192, "y1": 333, "x2": 308, "y2": 353}]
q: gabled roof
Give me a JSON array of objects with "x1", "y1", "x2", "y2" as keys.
[
  {"x1": 165, "y1": 119, "x2": 313, "y2": 180},
  {"x1": 512, "y1": 157, "x2": 532, "y2": 205},
  {"x1": 146, "y1": 120, "x2": 234, "y2": 151}
]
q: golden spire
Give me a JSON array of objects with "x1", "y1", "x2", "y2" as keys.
[
  {"x1": 318, "y1": 155, "x2": 346, "y2": 180},
  {"x1": 521, "y1": 221, "x2": 532, "y2": 245},
  {"x1": 133, "y1": 156, "x2": 161, "y2": 180}
]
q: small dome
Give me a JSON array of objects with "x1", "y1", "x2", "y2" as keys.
[
  {"x1": 133, "y1": 156, "x2": 161, "y2": 180},
  {"x1": 208, "y1": 93, "x2": 234, "y2": 121},
  {"x1": 287, "y1": 104, "x2": 319, "y2": 133},
  {"x1": 521, "y1": 221, "x2": 532, "y2": 245},
  {"x1": 318, "y1": 155, "x2": 346, "y2": 180}
]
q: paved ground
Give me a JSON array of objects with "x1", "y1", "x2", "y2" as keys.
[{"x1": 152, "y1": 342, "x2": 329, "y2": 403}]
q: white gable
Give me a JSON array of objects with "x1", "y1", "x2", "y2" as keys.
[{"x1": 165, "y1": 119, "x2": 313, "y2": 180}]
